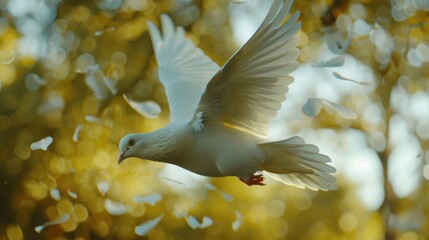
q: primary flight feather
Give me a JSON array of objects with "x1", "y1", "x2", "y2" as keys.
[{"x1": 118, "y1": 0, "x2": 337, "y2": 191}]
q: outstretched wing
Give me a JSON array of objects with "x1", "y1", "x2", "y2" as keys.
[
  {"x1": 194, "y1": 0, "x2": 300, "y2": 137},
  {"x1": 147, "y1": 15, "x2": 220, "y2": 123}
]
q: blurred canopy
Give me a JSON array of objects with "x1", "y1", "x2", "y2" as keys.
[{"x1": 1, "y1": 0, "x2": 429, "y2": 239}]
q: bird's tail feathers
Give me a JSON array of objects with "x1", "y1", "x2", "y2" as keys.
[{"x1": 259, "y1": 136, "x2": 337, "y2": 191}]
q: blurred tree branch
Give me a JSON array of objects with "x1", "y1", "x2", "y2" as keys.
[{"x1": 377, "y1": 60, "x2": 400, "y2": 240}]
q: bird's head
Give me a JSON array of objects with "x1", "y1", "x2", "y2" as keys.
[{"x1": 118, "y1": 133, "x2": 145, "y2": 164}]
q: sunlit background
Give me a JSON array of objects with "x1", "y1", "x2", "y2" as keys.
[{"x1": 1, "y1": 0, "x2": 429, "y2": 239}]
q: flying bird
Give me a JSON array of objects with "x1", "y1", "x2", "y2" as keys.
[{"x1": 118, "y1": 0, "x2": 337, "y2": 191}]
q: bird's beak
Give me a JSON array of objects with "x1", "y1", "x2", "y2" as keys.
[{"x1": 118, "y1": 150, "x2": 127, "y2": 164}]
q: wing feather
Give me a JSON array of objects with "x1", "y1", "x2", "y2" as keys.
[
  {"x1": 194, "y1": 0, "x2": 301, "y2": 137},
  {"x1": 147, "y1": 15, "x2": 220, "y2": 122}
]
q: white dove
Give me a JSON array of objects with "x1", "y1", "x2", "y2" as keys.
[{"x1": 118, "y1": 0, "x2": 337, "y2": 190}]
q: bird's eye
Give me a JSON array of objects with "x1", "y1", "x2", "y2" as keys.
[{"x1": 128, "y1": 139, "x2": 136, "y2": 146}]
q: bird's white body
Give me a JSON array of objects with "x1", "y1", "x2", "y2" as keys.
[
  {"x1": 118, "y1": 0, "x2": 337, "y2": 190},
  {"x1": 126, "y1": 122, "x2": 264, "y2": 178}
]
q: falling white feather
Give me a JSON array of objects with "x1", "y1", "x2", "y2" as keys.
[
  {"x1": 333, "y1": 72, "x2": 375, "y2": 86},
  {"x1": 206, "y1": 183, "x2": 233, "y2": 201},
  {"x1": 104, "y1": 199, "x2": 127, "y2": 215},
  {"x1": 85, "y1": 115, "x2": 102, "y2": 124},
  {"x1": 50, "y1": 188, "x2": 61, "y2": 201},
  {"x1": 232, "y1": 211, "x2": 243, "y2": 231},
  {"x1": 313, "y1": 56, "x2": 345, "y2": 67},
  {"x1": 97, "y1": 181, "x2": 110, "y2": 196},
  {"x1": 326, "y1": 33, "x2": 351, "y2": 54},
  {"x1": 135, "y1": 214, "x2": 165, "y2": 236},
  {"x1": 302, "y1": 98, "x2": 323, "y2": 118},
  {"x1": 133, "y1": 193, "x2": 162, "y2": 205},
  {"x1": 123, "y1": 95, "x2": 161, "y2": 119},
  {"x1": 302, "y1": 97, "x2": 357, "y2": 120},
  {"x1": 35, "y1": 214, "x2": 69, "y2": 233},
  {"x1": 72, "y1": 124, "x2": 83, "y2": 142},
  {"x1": 67, "y1": 189, "x2": 78, "y2": 199},
  {"x1": 322, "y1": 98, "x2": 358, "y2": 119},
  {"x1": 85, "y1": 66, "x2": 117, "y2": 100},
  {"x1": 186, "y1": 216, "x2": 213, "y2": 229},
  {"x1": 31, "y1": 136, "x2": 53, "y2": 151}
]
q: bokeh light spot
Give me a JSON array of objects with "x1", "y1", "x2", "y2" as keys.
[
  {"x1": 266, "y1": 199, "x2": 285, "y2": 218},
  {"x1": 81, "y1": 36, "x2": 97, "y2": 52},
  {"x1": 339, "y1": 212, "x2": 357, "y2": 232},
  {"x1": 73, "y1": 204, "x2": 89, "y2": 222},
  {"x1": 93, "y1": 150, "x2": 111, "y2": 169},
  {"x1": 6, "y1": 224, "x2": 23, "y2": 240}
]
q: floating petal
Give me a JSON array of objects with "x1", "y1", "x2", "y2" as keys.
[
  {"x1": 135, "y1": 214, "x2": 165, "y2": 236},
  {"x1": 31, "y1": 137, "x2": 53, "y2": 151}
]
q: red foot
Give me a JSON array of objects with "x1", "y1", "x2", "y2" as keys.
[{"x1": 239, "y1": 173, "x2": 265, "y2": 186}]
